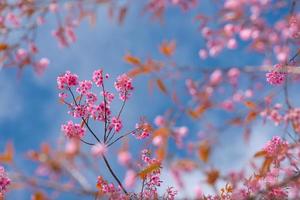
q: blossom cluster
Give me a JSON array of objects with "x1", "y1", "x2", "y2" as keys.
[
  {"x1": 285, "y1": 108, "x2": 300, "y2": 133},
  {"x1": 57, "y1": 69, "x2": 135, "y2": 138},
  {"x1": 197, "y1": 1, "x2": 298, "y2": 63},
  {"x1": 96, "y1": 176, "x2": 127, "y2": 199},
  {"x1": 61, "y1": 121, "x2": 85, "y2": 139},
  {"x1": 0, "y1": 0, "x2": 128, "y2": 74},
  {"x1": 264, "y1": 136, "x2": 288, "y2": 158},
  {"x1": 114, "y1": 74, "x2": 134, "y2": 101},
  {"x1": 95, "y1": 149, "x2": 178, "y2": 199},
  {"x1": 261, "y1": 105, "x2": 300, "y2": 134},
  {"x1": 266, "y1": 64, "x2": 287, "y2": 85},
  {"x1": 0, "y1": 166, "x2": 10, "y2": 197}
]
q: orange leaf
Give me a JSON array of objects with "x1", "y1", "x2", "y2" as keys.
[
  {"x1": 206, "y1": 169, "x2": 219, "y2": 185},
  {"x1": 127, "y1": 65, "x2": 154, "y2": 78},
  {"x1": 128, "y1": 68, "x2": 146, "y2": 77},
  {"x1": 228, "y1": 117, "x2": 243, "y2": 126},
  {"x1": 41, "y1": 143, "x2": 51, "y2": 154},
  {"x1": 153, "y1": 127, "x2": 169, "y2": 138},
  {"x1": 138, "y1": 162, "x2": 161, "y2": 179},
  {"x1": 124, "y1": 53, "x2": 141, "y2": 65},
  {"x1": 156, "y1": 146, "x2": 167, "y2": 161},
  {"x1": 198, "y1": 141, "x2": 210, "y2": 163},
  {"x1": 159, "y1": 40, "x2": 176, "y2": 57},
  {"x1": 188, "y1": 102, "x2": 212, "y2": 119},
  {"x1": 244, "y1": 101, "x2": 256, "y2": 110},
  {"x1": 31, "y1": 192, "x2": 45, "y2": 200},
  {"x1": 175, "y1": 159, "x2": 198, "y2": 171},
  {"x1": 259, "y1": 157, "x2": 273, "y2": 176},
  {"x1": 156, "y1": 79, "x2": 167, "y2": 94},
  {"x1": 0, "y1": 142, "x2": 14, "y2": 163},
  {"x1": 0, "y1": 43, "x2": 8, "y2": 51},
  {"x1": 246, "y1": 111, "x2": 257, "y2": 123},
  {"x1": 254, "y1": 150, "x2": 267, "y2": 158}
]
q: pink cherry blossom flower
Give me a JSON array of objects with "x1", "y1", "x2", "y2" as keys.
[
  {"x1": 124, "y1": 170, "x2": 136, "y2": 188},
  {"x1": 49, "y1": 3, "x2": 59, "y2": 13},
  {"x1": 220, "y1": 100, "x2": 234, "y2": 111},
  {"x1": 227, "y1": 38, "x2": 237, "y2": 49},
  {"x1": 284, "y1": 108, "x2": 300, "y2": 133},
  {"x1": 198, "y1": 49, "x2": 208, "y2": 59},
  {"x1": 174, "y1": 126, "x2": 188, "y2": 137},
  {"x1": 88, "y1": 102, "x2": 111, "y2": 121},
  {"x1": 92, "y1": 69, "x2": 104, "y2": 87},
  {"x1": 110, "y1": 117, "x2": 122, "y2": 132},
  {"x1": 61, "y1": 121, "x2": 85, "y2": 139},
  {"x1": 101, "y1": 91, "x2": 114, "y2": 104},
  {"x1": 152, "y1": 135, "x2": 163, "y2": 146},
  {"x1": 264, "y1": 136, "x2": 288, "y2": 158},
  {"x1": 34, "y1": 58, "x2": 49, "y2": 75},
  {"x1": 134, "y1": 122, "x2": 151, "y2": 139},
  {"x1": 239, "y1": 28, "x2": 252, "y2": 41},
  {"x1": 76, "y1": 80, "x2": 92, "y2": 95},
  {"x1": 154, "y1": 115, "x2": 165, "y2": 127},
  {"x1": 114, "y1": 74, "x2": 134, "y2": 101},
  {"x1": 16, "y1": 48, "x2": 28, "y2": 61},
  {"x1": 58, "y1": 92, "x2": 68, "y2": 102},
  {"x1": 118, "y1": 151, "x2": 132, "y2": 166},
  {"x1": 224, "y1": 24, "x2": 235, "y2": 36},
  {"x1": 209, "y1": 69, "x2": 223, "y2": 86},
  {"x1": 29, "y1": 42, "x2": 38, "y2": 54},
  {"x1": 0, "y1": 166, "x2": 10, "y2": 196},
  {"x1": 227, "y1": 67, "x2": 240, "y2": 85},
  {"x1": 65, "y1": 139, "x2": 79, "y2": 155},
  {"x1": 57, "y1": 71, "x2": 79, "y2": 90},
  {"x1": 6, "y1": 12, "x2": 20, "y2": 27},
  {"x1": 164, "y1": 187, "x2": 178, "y2": 200},
  {"x1": 266, "y1": 64, "x2": 287, "y2": 85},
  {"x1": 71, "y1": 105, "x2": 88, "y2": 118}
]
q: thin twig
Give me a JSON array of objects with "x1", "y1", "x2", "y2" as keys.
[{"x1": 102, "y1": 155, "x2": 128, "y2": 195}]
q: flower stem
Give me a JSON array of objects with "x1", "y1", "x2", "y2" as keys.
[{"x1": 102, "y1": 155, "x2": 128, "y2": 195}]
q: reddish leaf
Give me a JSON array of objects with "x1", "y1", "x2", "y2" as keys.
[
  {"x1": 206, "y1": 169, "x2": 219, "y2": 185},
  {"x1": 153, "y1": 127, "x2": 169, "y2": 138},
  {"x1": 175, "y1": 159, "x2": 198, "y2": 171},
  {"x1": 244, "y1": 101, "x2": 256, "y2": 110},
  {"x1": 228, "y1": 117, "x2": 243, "y2": 126},
  {"x1": 31, "y1": 192, "x2": 45, "y2": 200},
  {"x1": 128, "y1": 68, "x2": 146, "y2": 77},
  {"x1": 138, "y1": 162, "x2": 161, "y2": 179},
  {"x1": 188, "y1": 102, "x2": 212, "y2": 119},
  {"x1": 156, "y1": 146, "x2": 167, "y2": 161},
  {"x1": 245, "y1": 111, "x2": 258, "y2": 123},
  {"x1": 198, "y1": 141, "x2": 210, "y2": 163},
  {"x1": 259, "y1": 157, "x2": 273, "y2": 176},
  {"x1": 124, "y1": 53, "x2": 141, "y2": 65},
  {"x1": 159, "y1": 40, "x2": 176, "y2": 57},
  {"x1": 156, "y1": 79, "x2": 168, "y2": 94},
  {"x1": 254, "y1": 150, "x2": 267, "y2": 158},
  {"x1": 0, "y1": 142, "x2": 14, "y2": 163},
  {"x1": 0, "y1": 43, "x2": 8, "y2": 51}
]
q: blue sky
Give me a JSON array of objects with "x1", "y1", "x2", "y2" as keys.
[{"x1": 0, "y1": 1, "x2": 294, "y2": 199}]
